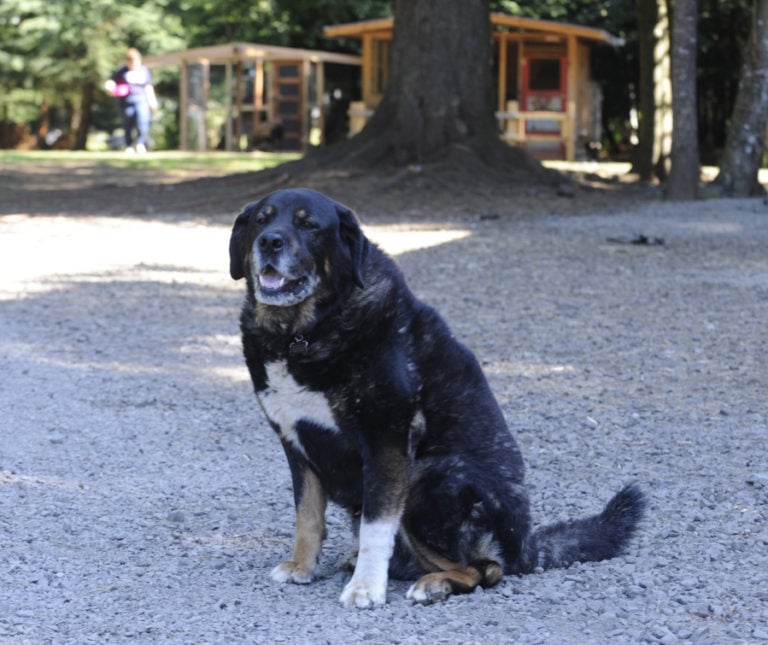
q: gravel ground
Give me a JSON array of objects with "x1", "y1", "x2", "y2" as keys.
[{"x1": 1, "y1": 194, "x2": 767, "y2": 644}]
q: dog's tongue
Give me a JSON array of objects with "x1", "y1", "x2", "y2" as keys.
[{"x1": 259, "y1": 269, "x2": 285, "y2": 290}]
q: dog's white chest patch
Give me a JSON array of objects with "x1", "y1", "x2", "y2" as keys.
[{"x1": 258, "y1": 361, "x2": 338, "y2": 451}]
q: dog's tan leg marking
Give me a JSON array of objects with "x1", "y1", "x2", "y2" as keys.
[
  {"x1": 270, "y1": 468, "x2": 327, "y2": 584},
  {"x1": 407, "y1": 562, "x2": 503, "y2": 604},
  {"x1": 404, "y1": 532, "x2": 503, "y2": 604}
]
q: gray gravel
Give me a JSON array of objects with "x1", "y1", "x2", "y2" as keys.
[{"x1": 1, "y1": 197, "x2": 767, "y2": 644}]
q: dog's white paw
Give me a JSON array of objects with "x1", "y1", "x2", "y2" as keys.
[
  {"x1": 270, "y1": 560, "x2": 314, "y2": 584},
  {"x1": 339, "y1": 578, "x2": 387, "y2": 609},
  {"x1": 406, "y1": 576, "x2": 451, "y2": 604}
]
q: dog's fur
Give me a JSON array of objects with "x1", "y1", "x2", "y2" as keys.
[{"x1": 229, "y1": 188, "x2": 645, "y2": 608}]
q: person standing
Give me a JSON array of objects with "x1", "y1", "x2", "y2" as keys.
[{"x1": 105, "y1": 48, "x2": 158, "y2": 154}]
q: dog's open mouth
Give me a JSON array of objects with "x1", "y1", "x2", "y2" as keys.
[
  {"x1": 255, "y1": 265, "x2": 317, "y2": 306},
  {"x1": 259, "y1": 267, "x2": 307, "y2": 294}
]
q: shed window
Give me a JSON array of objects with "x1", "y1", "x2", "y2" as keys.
[{"x1": 528, "y1": 59, "x2": 561, "y2": 91}]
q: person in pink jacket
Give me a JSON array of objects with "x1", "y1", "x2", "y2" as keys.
[{"x1": 105, "y1": 48, "x2": 158, "y2": 154}]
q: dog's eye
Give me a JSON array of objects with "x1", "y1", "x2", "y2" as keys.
[
  {"x1": 295, "y1": 209, "x2": 318, "y2": 229},
  {"x1": 256, "y1": 205, "x2": 275, "y2": 224}
]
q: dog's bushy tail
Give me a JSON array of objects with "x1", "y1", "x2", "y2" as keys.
[{"x1": 525, "y1": 484, "x2": 645, "y2": 571}]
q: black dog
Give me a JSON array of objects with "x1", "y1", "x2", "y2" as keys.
[{"x1": 229, "y1": 188, "x2": 645, "y2": 608}]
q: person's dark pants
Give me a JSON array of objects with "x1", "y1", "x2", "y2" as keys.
[{"x1": 121, "y1": 98, "x2": 151, "y2": 148}]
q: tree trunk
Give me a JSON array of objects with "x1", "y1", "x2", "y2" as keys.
[
  {"x1": 632, "y1": 0, "x2": 657, "y2": 181},
  {"x1": 713, "y1": 0, "x2": 768, "y2": 196},
  {"x1": 363, "y1": 0, "x2": 495, "y2": 163},
  {"x1": 653, "y1": 0, "x2": 674, "y2": 181},
  {"x1": 307, "y1": 0, "x2": 549, "y2": 184},
  {"x1": 73, "y1": 81, "x2": 95, "y2": 150},
  {"x1": 666, "y1": 0, "x2": 700, "y2": 200}
]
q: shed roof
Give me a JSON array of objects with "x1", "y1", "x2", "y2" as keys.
[
  {"x1": 143, "y1": 42, "x2": 362, "y2": 69},
  {"x1": 323, "y1": 14, "x2": 624, "y2": 47}
]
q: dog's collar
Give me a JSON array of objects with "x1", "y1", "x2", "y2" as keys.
[{"x1": 288, "y1": 335, "x2": 310, "y2": 357}]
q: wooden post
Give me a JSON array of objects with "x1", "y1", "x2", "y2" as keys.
[
  {"x1": 180, "y1": 60, "x2": 189, "y2": 151},
  {"x1": 362, "y1": 34, "x2": 373, "y2": 107},
  {"x1": 565, "y1": 34, "x2": 577, "y2": 161},
  {"x1": 225, "y1": 61, "x2": 233, "y2": 151},
  {"x1": 235, "y1": 60, "x2": 243, "y2": 151},
  {"x1": 315, "y1": 62, "x2": 325, "y2": 145},
  {"x1": 301, "y1": 58, "x2": 310, "y2": 151},
  {"x1": 497, "y1": 33, "x2": 507, "y2": 115},
  {"x1": 254, "y1": 58, "x2": 264, "y2": 139},
  {"x1": 200, "y1": 60, "x2": 210, "y2": 151}
]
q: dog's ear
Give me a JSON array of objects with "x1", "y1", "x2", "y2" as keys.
[
  {"x1": 336, "y1": 204, "x2": 368, "y2": 289},
  {"x1": 229, "y1": 204, "x2": 254, "y2": 280}
]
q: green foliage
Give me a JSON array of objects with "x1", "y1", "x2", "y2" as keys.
[
  {"x1": 169, "y1": 0, "x2": 390, "y2": 51},
  {"x1": 491, "y1": 0, "x2": 628, "y2": 27},
  {"x1": 0, "y1": 0, "x2": 184, "y2": 137},
  {"x1": 0, "y1": 0, "x2": 389, "y2": 146},
  {"x1": 272, "y1": 0, "x2": 391, "y2": 50}
]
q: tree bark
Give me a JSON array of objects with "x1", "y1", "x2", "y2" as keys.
[
  {"x1": 713, "y1": 0, "x2": 768, "y2": 196},
  {"x1": 364, "y1": 0, "x2": 495, "y2": 163},
  {"x1": 632, "y1": 0, "x2": 657, "y2": 181},
  {"x1": 307, "y1": 0, "x2": 549, "y2": 183},
  {"x1": 653, "y1": 0, "x2": 673, "y2": 181},
  {"x1": 666, "y1": 0, "x2": 700, "y2": 200},
  {"x1": 73, "y1": 82, "x2": 95, "y2": 151}
]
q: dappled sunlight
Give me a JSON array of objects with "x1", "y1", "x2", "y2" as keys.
[
  {"x1": 0, "y1": 215, "x2": 473, "y2": 301},
  {"x1": 206, "y1": 365, "x2": 252, "y2": 383},
  {"x1": 484, "y1": 359, "x2": 578, "y2": 378},
  {"x1": 0, "y1": 471, "x2": 84, "y2": 490},
  {"x1": 0, "y1": 215, "x2": 233, "y2": 300},
  {"x1": 671, "y1": 220, "x2": 744, "y2": 235},
  {"x1": 363, "y1": 224, "x2": 472, "y2": 255}
]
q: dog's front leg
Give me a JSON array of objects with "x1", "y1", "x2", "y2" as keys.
[
  {"x1": 340, "y1": 444, "x2": 409, "y2": 609},
  {"x1": 271, "y1": 447, "x2": 327, "y2": 584}
]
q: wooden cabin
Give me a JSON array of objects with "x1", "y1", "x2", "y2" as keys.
[
  {"x1": 143, "y1": 43, "x2": 362, "y2": 152},
  {"x1": 323, "y1": 15, "x2": 623, "y2": 160}
]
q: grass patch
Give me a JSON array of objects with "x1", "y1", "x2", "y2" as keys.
[{"x1": 0, "y1": 150, "x2": 300, "y2": 176}]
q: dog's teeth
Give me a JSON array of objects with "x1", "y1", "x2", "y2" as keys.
[{"x1": 259, "y1": 273, "x2": 286, "y2": 290}]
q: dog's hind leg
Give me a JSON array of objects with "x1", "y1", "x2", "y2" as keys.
[{"x1": 403, "y1": 534, "x2": 503, "y2": 604}]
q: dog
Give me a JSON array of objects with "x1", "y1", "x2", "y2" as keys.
[{"x1": 228, "y1": 188, "x2": 645, "y2": 608}]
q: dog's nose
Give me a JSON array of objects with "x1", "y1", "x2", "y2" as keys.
[{"x1": 258, "y1": 232, "x2": 285, "y2": 252}]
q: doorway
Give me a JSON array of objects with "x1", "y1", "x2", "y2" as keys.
[{"x1": 521, "y1": 52, "x2": 566, "y2": 158}]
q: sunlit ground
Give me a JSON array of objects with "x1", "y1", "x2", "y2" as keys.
[
  {"x1": 0, "y1": 215, "x2": 474, "y2": 301},
  {"x1": 544, "y1": 160, "x2": 768, "y2": 185}
]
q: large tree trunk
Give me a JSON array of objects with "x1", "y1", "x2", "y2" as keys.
[
  {"x1": 666, "y1": 0, "x2": 700, "y2": 200},
  {"x1": 308, "y1": 0, "x2": 549, "y2": 184},
  {"x1": 362, "y1": 0, "x2": 496, "y2": 163},
  {"x1": 713, "y1": 0, "x2": 768, "y2": 196},
  {"x1": 632, "y1": 0, "x2": 657, "y2": 181}
]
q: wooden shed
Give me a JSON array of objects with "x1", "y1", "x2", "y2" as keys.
[
  {"x1": 143, "y1": 43, "x2": 361, "y2": 152},
  {"x1": 323, "y1": 15, "x2": 623, "y2": 160}
]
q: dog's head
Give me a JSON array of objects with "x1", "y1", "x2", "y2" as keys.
[{"x1": 229, "y1": 188, "x2": 367, "y2": 307}]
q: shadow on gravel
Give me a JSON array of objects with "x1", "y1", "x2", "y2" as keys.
[
  {"x1": 1, "y1": 276, "x2": 244, "y2": 380},
  {"x1": 0, "y1": 170, "x2": 291, "y2": 220}
]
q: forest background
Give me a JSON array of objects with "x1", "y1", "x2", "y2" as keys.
[{"x1": 0, "y1": 0, "x2": 764, "y2": 192}]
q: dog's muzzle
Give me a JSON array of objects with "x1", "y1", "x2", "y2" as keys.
[{"x1": 252, "y1": 231, "x2": 318, "y2": 307}]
